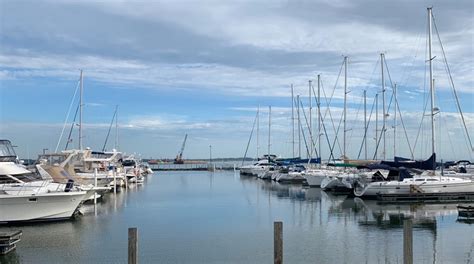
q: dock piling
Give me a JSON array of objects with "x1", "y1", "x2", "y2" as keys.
[
  {"x1": 403, "y1": 219, "x2": 413, "y2": 264},
  {"x1": 274, "y1": 221, "x2": 283, "y2": 264},
  {"x1": 128, "y1": 227, "x2": 138, "y2": 264}
]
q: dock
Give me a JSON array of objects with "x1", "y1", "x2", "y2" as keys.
[
  {"x1": 0, "y1": 230, "x2": 22, "y2": 255},
  {"x1": 377, "y1": 192, "x2": 474, "y2": 204},
  {"x1": 149, "y1": 163, "x2": 237, "y2": 171}
]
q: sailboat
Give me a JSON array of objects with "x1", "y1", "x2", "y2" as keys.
[{"x1": 354, "y1": 7, "x2": 474, "y2": 198}]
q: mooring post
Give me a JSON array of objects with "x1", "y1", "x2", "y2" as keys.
[
  {"x1": 274, "y1": 221, "x2": 283, "y2": 264},
  {"x1": 403, "y1": 219, "x2": 413, "y2": 264},
  {"x1": 128, "y1": 227, "x2": 138, "y2": 264}
]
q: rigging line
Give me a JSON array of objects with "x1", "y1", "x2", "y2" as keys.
[
  {"x1": 310, "y1": 85, "x2": 336, "y2": 162},
  {"x1": 396, "y1": 97, "x2": 415, "y2": 159},
  {"x1": 327, "y1": 98, "x2": 345, "y2": 161},
  {"x1": 241, "y1": 110, "x2": 259, "y2": 167},
  {"x1": 400, "y1": 31, "x2": 424, "y2": 88},
  {"x1": 413, "y1": 91, "x2": 431, "y2": 157},
  {"x1": 372, "y1": 58, "x2": 395, "y2": 160},
  {"x1": 357, "y1": 95, "x2": 377, "y2": 159},
  {"x1": 55, "y1": 78, "x2": 80, "y2": 152},
  {"x1": 348, "y1": 92, "x2": 364, "y2": 146},
  {"x1": 432, "y1": 15, "x2": 474, "y2": 153},
  {"x1": 298, "y1": 99, "x2": 319, "y2": 160},
  {"x1": 384, "y1": 57, "x2": 414, "y2": 158},
  {"x1": 102, "y1": 107, "x2": 118, "y2": 152},
  {"x1": 320, "y1": 78, "x2": 343, "y2": 155},
  {"x1": 65, "y1": 104, "x2": 80, "y2": 151}
]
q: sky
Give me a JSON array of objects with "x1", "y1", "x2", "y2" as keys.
[{"x1": 0, "y1": 0, "x2": 473, "y2": 161}]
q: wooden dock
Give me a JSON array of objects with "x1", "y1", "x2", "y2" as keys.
[
  {"x1": 377, "y1": 192, "x2": 474, "y2": 204},
  {"x1": 0, "y1": 230, "x2": 22, "y2": 255}
]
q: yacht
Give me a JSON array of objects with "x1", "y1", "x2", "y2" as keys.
[{"x1": 0, "y1": 140, "x2": 89, "y2": 223}]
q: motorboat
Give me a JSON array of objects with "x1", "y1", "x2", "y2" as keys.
[{"x1": 0, "y1": 140, "x2": 90, "y2": 223}]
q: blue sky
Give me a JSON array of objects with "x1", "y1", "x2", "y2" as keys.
[{"x1": 0, "y1": 0, "x2": 473, "y2": 161}]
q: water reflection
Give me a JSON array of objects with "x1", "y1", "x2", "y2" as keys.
[{"x1": 0, "y1": 172, "x2": 472, "y2": 264}]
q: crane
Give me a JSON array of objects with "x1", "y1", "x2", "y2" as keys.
[{"x1": 174, "y1": 134, "x2": 188, "y2": 164}]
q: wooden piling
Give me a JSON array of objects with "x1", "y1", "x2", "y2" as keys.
[
  {"x1": 128, "y1": 227, "x2": 138, "y2": 264},
  {"x1": 403, "y1": 219, "x2": 413, "y2": 264},
  {"x1": 274, "y1": 221, "x2": 283, "y2": 264}
]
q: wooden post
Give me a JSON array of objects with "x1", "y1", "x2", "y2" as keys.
[
  {"x1": 403, "y1": 219, "x2": 413, "y2": 264},
  {"x1": 128, "y1": 227, "x2": 138, "y2": 264},
  {"x1": 274, "y1": 221, "x2": 283, "y2": 264}
]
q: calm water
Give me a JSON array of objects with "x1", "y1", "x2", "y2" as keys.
[{"x1": 1, "y1": 171, "x2": 473, "y2": 264}]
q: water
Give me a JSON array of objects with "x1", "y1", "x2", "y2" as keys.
[{"x1": 1, "y1": 171, "x2": 473, "y2": 263}]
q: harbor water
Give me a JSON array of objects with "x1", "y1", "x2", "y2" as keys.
[{"x1": 1, "y1": 171, "x2": 473, "y2": 263}]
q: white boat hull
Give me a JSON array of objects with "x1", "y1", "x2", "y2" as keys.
[
  {"x1": 354, "y1": 177, "x2": 474, "y2": 198},
  {"x1": 0, "y1": 191, "x2": 88, "y2": 223}
]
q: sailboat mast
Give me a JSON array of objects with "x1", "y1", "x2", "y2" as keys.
[
  {"x1": 115, "y1": 105, "x2": 119, "y2": 150},
  {"x1": 428, "y1": 7, "x2": 436, "y2": 157},
  {"x1": 343, "y1": 56, "x2": 347, "y2": 160},
  {"x1": 394, "y1": 84, "x2": 397, "y2": 157},
  {"x1": 317, "y1": 74, "x2": 321, "y2": 164},
  {"x1": 291, "y1": 84, "x2": 295, "y2": 158},
  {"x1": 79, "y1": 69, "x2": 83, "y2": 150},
  {"x1": 268, "y1": 106, "x2": 271, "y2": 157},
  {"x1": 309, "y1": 80, "x2": 312, "y2": 159},
  {"x1": 257, "y1": 105, "x2": 260, "y2": 158},
  {"x1": 297, "y1": 95, "x2": 301, "y2": 158},
  {"x1": 364, "y1": 90, "x2": 367, "y2": 160},
  {"x1": 375, "y1": 93, "x2": 378, "y2": 160},
  {"x1": 381, "y1": 53, "x2": 386, "y2": 160}
]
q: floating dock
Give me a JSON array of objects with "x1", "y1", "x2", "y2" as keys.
[
  {"x1": 377, "y1": 192, "x2": 474, "y2": 204},
  {"x1": 0, "y1": 230, "x2": 22, "y2": 255}
]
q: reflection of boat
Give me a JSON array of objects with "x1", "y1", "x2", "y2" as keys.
[
  {"x1": 457, "y1": 205, "x2": 474, "y2": 219},
  {"x1": 354, "y1": 198, "x2": 459, "y2": 219}
]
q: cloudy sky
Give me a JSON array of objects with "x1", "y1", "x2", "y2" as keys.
[{"x1": 0, "y1": 0, "x2": 473, "y2": 161}]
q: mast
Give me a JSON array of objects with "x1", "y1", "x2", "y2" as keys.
[
  {"x1": 115, "y1": 105, "x2": 119, "y2": 150},
  {"x1": 309, "y1": 80, "x2": 312, "y2": 159},
  {"x1": 381, "y1": 53, "x2": 386, "y2": 160},
  {"x1": 393, "y1": 84, "x2": 397, "y2": 157},
  {"x1": 257, "y1": 105, "x2": 260, "y2": 158},
  {"x1": 317, "y1": 74, "x2": 321, "y2": 164},
  {"x1": 291, "y1": 84, "x2": 295, "y2": 158},
  {"x1": 297, "y1": 95, "x2": 301, "y2": 158},
  {"x1": 364, "y1": 90, "x2": 367, "y2": 160},
  {"x1": 79, "y1": 69, "x2": 83, "y2": 150},
  {"x1": 428, "y1": 7, "x2": 436, "y2": 158},
  {"x1": 375, "y1": 93, "x2": 379, "y2": 160},
  {"x1": 268, "y1": 106, "x2": 271, "y2": 157},
  {"x1": 343, "y1": 56, "x2": 347, "y2": 160}
]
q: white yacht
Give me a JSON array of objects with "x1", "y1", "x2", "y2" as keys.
[
  {"x1": 0, "y1": 140, "x2": 89, "y2": 223},
  {"x1": 354, "y1": 174, "x2": 474, "y2": 198},
  {"x1": 240, "y1": 159, "x2": 277, "y2": 177}
]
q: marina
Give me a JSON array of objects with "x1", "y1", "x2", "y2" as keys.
[
  {"x1": 1, "y1": 170, "x2": 473, "y2": 263},
  {"x1": 1, "y1": 2, "x2": 473, "y2": 264}
]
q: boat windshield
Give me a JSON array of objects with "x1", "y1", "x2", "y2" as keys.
[{"x1": 0, "y1": 140, "x2": 17, "y2": 162}]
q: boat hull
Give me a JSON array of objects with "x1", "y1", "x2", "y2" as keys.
[{"x1": 0, "y1": 191, "x2": 87, "y2": 223}]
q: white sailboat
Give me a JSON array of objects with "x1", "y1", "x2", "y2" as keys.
[{"x1": 354, "y1": 7, "x2": 474, "y2": 198}]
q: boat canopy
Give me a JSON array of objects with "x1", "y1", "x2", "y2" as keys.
[{"x1": 381, "y1": 153, "x2": 436, "y2": 170}]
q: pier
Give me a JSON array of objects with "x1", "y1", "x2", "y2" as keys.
[{"x1": 149, "y1": 162, "x2": 237, "y2": 171}]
